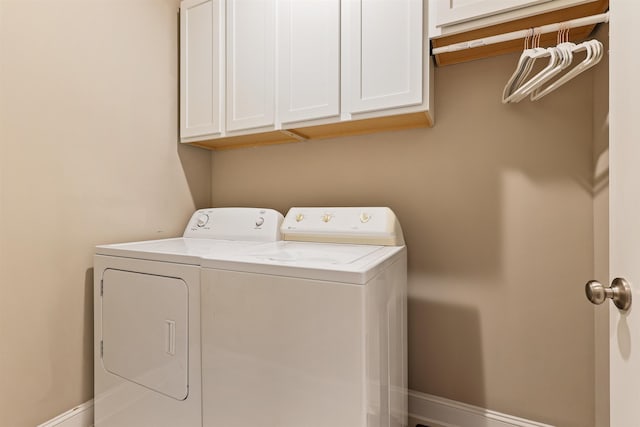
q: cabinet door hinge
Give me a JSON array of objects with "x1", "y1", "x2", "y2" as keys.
[
  {"x1": 100, "y1": 279, "x2": 103, "y2": 296},
  {"x1": 100, "y1": 340, "x2": 104, "y2": 358}
]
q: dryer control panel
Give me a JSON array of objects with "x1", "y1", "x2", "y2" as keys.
[
  {"x1": 184, "y1": 208, "x2": 284, "y2": 242},
  {"x1": 281, "y1": 207, "x2": 405, "y2": 246}
]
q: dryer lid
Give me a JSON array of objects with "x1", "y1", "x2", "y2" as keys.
[
  {"x1": 95, "y1": 208, "x2": 284, "y2": 263},
  {"x1": 95, "y1": 237, "x2": 269, "y2": 264}
]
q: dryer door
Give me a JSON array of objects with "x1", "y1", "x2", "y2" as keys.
[{"x1": 101, "y1": 269, "x2": 189, "y2": 400}]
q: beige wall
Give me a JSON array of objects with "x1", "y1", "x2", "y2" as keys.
[
  {"x1": 0, "y1": 1, "x2": 211, "y2": 426},
  {"x1": 210, "y1": 54, "x2": 597, "y2": 426}
]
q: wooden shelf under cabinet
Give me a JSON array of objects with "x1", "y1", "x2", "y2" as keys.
[
  {"x1": 188, "y1": 112, "x2": 433, "y2": 151},
  {"x1": 432, "y1": 0, "x2": 608, "y2": 66}
]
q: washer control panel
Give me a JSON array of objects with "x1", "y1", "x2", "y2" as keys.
[
  {"x1": 281, "y1": 207, "x2": 404, "y2": 246},
  {"x1": 183, "y1": 208, "x2": 284, "y2": 241}
]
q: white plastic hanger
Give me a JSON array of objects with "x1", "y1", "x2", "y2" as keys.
[
  {"x1": 502, "y1": 30, "x2": 532, "y2": 99},
  {"x1": 502, "y1": 29, "x2": 544, "y2": 103},
  {"x1": 505, "y1": 45, "x2": 560, "y2": 103},
  {"x1": 507, "y1": 26, "x2": 577, "y2": 103},
  {"x1": 531, "y1": 38, "x2": 603, "y2": 101}
]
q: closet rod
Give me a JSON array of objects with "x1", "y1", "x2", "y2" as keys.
[{"x1": 432, "y1": 11, "x2": 609, "y2": 55}]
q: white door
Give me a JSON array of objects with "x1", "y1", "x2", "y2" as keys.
[{"x1": 609, "y1": 2, "x2": 640, "y2": 426}]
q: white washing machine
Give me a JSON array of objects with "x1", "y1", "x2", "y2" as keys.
[
  {"x1": 200, "y1": 207, "x2": 408, "y2": 427},
  {"x1": 93, "y1": 208, "x2": 283, "y2": 427}
]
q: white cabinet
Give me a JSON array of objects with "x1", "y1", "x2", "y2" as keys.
[
  {"x1": 179, "y1": 0, "x2": 223, "y2": 139},
  {"x1": 436, "y1": 0, "x2": 552, "y2": 27},
  {"x1": 430, "y1": 0, "x2": 598, "y2": 37},
  {"x1": 344, "y1": 0, "x2": 424, "y2": 115},
  {"x1": 226, "y1": 0, "x2": 276, "y2": 132},
  {"x1": 180, "y1": 0, "x2": 433, "y2": 149},
  {"x1": 180, "y1": 0, "x2": 276, "y2": 141},
  {"x1": 278, "y1": 0, "x2": 340, "y2": 125}
]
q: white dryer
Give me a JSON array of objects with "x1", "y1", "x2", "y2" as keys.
[
  {"x1": 199, "y1": 207, "x2": 408, "y2": 427},
  {"x1": 93, "y1": 208, "x2": 283, "y2": 427}
]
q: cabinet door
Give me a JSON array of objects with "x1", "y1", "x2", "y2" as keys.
[
  {"x1": 435, "y1": 0, "x2": 552, "y2": 26},
  {"x1": 278, "y1": 0, "x2": 340, "y2": 124},
  {"x1": 180, "y1": 0, "x2": 224, "y2": 139},
  {"x1": 346, "y1": 0, "x2": 423, "y2": 115},
  {"x1": 226, "y1": 0, "x2": 276, "y2": 132}
]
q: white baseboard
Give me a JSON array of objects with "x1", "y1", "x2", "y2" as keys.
[
  {"x1": 408, "y1": 390, "x2": 555, "y2": 427},
  {"x1": 37, "y1": 400, "x2": 94, "y2": 427},
  {"x1": 38, "y1": 392, "x2": 551, "y2": 427}
]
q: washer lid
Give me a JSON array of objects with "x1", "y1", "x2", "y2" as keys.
[
  {"x1": 201, "y1": 241, "x2": 405, "y2": 284},
  {"x1": 245, "y1": 241, "x2": 383, "y2": 264}
]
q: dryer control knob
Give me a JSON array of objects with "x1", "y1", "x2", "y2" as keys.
[
  {"x1": 196, "y1": 214, "x2": 209, "y2": 227},
  {"x1": 295, "y1": 213, "x2": 304, "y2": 222},
  {"x1": 255, "y1": 216, "x2": 265, "y2": 227},
  {"x1": 360, "y1": 212, "x2": 371, "y2": 223}
]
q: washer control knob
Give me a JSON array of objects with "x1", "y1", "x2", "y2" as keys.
[
  {"x1": 321, "y1": 213, "x2": 332, "y2": 223},
  {"x1": 295, "y1": 213, "x2": 304, "y2": 222},
  {"x1": 360, "y1": 212, "x2": 371, "y2": 223},
  {"x1": 255, "y1": 216, "x2": 265, "y2": 227},
  {"x1": 196, "y1": 214, "x2": 209, "y2": 227}
]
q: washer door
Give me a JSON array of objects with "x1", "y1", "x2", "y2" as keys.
[{"x1": 101, "y1": 269, "x2": 189, "y2": 400}]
